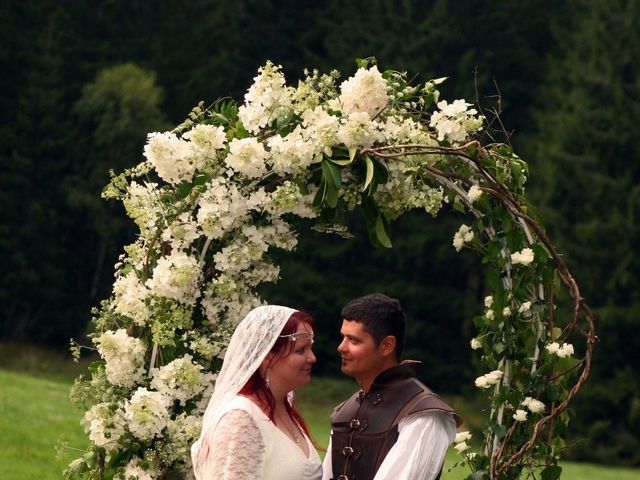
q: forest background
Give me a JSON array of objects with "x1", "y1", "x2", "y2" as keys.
[{"x1": 1, "y1": 0, "x2": 638, "y2": 467}]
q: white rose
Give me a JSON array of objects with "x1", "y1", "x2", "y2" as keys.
[
  {"x1": 470, "y1": 338, "x2": 482, "y2": 350},
  {"x1": 467, "y1": 184, "x2": 483, "y2": 204},
  {"x1": 454, "y1": 441, "x2": 470, "y2": 453},
  {"x1": 526, "y1": 398, "x2": 545, "y2": 414},
  {"x1": 503, "y1": 307, "x2": 511, "y2": 317},
  {"x1": 518, "y1": 301, "x2": 532, "y2": 314},
  {"x1": 513, "y1": 409, "x2": 528, "y2": 422},
  {"x1": 454, "y1": 431, "x2": 472, "y2": 443},
  {"x1": 545, "y1": 342, "x2": 560, "y2": 355},
  {"x1": 485, "y1": 370, "x2": 503, "y2": 385},
  {"x1": 511, "y1": 247, "x2": 535, "y2": 266},
  {"x1": 557, "y1": 343, "x2": 575, "y2": 358},
  {"x1": 475, "y1": 376, "x2": 490, "y2": 389},
  {"x1": 486, "y1": 309, "x2": 495, "y2": 320},
  {"x1": 484, "y1": 295, "x2": 493, "y2": 308}
]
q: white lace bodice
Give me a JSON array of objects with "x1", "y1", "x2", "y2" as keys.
[{"x1": 197, "y1": 396, "x2": 322, "y2": 480}]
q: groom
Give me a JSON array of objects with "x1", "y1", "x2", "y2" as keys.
[{"x1": 322, "y1": 293, "x2": 462, "y2": 480}]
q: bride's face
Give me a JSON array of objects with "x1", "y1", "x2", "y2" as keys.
[{"x1": 268, "y1": 322, "x2": 316, "y2": 392}]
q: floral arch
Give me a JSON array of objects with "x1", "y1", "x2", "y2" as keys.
[{"x1": 66, "y1": 59, "x2": 596, "y2": 480}]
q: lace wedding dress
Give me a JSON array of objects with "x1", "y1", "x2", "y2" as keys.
[{"x1": 196, "y1": 396, "x2": 322, "y2": 479}]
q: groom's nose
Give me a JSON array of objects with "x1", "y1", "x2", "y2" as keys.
[{"x1": 337, "y1": 339, "x2": 347, "y2": 353}]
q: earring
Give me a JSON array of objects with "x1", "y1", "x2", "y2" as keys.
[{"x1": 265, "y1": 370, "x2": 271, "y2": 389}]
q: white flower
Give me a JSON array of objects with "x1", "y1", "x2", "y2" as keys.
[
  {"x1": 518, "y1": 301, "x2": 532, "y2": 314},
  {"x1": 238, "y1": 61, "x2": 292, "y2": 133},
  {"x1": 94, "y1": 329, "x2": 146, "y2": 388},
  {"x1": 183, "y1": 124, "x2": 227, "y2": 158},
  {"x1": 503, "y1": 307, "x2": 512, "y2": 317},
  {"x1": 470, "y1": 338, "x2": 482, "y2": 350},
  {"x1": 485, "y1": 370, "x2": 503, "y2": 384},
  {"x1": 267, "y1": 126, "x2": 316, "y2": 175},
  {"x1": 339, "y1": 66, "x2": 388, "y2": 118},
  {"x1": 82, "y1": 403, "x2": 125, "y2": 451},
  {"x1": 453, "y1": 224, "x2": 474, "y2": 252},
  {"x1": 124, "y1": 388, "x2": 171, "y2": 440},
  {"x1": 224, "y1": 137, "x2": 269, "y2": 178},
  {"x1": 475, "y1": 375, "x2": 490, "y2": 389},
  {"x1": 467, "y1": 184, "x2": 483, "y2": 204},
  {"x1": 113, "y1": 272, "x2": 150, "y2": 326},
  {"x1": 546, "y1": 341, "x2": 574, "y2": 358},
  {"x1": 150, "y1": 354, "x2": 214, "y2": 404},
  {"x1": 143, "y1": 132, "x2": 193, "y2": 185},
  {"x1": 557, "y1": 343, "x2": 575, "y2": 358},
  {"x1": 119, "y1": 456, "x2": 157, "y2": 480},
  {"x1": 513, "y1": 409, "x2": 528, "y2": 422},
  {"x1": 484, "y1": 295, "x2": 493, "y2": 308},
  {"x1": 511, "y1": 247, "x2": 535, "y2": 266},
  {"x1": 546, "y1": 342, "x2": 560, "y2": 355},
  {"x1": 337, "y1": 112, "x2": 383, "y2": 149},
  {"x1": 486, "y1": 309, "x2": 495, "y2": 320},
  {"x1": 430, "y1": 99, "x2": 483, "y2": 144},
  {"x1": 454, "y1": 431, "x2": 472, "y2": 443},
  {"x1": 454, "y1": 441, "x2": 470, "y2": 453},
  {"x1": 522, "y1": 397, "x2": 545, "y2": 414},
  {"x1": 146, "y1": 252, "x2": 202, "y2": 305}
]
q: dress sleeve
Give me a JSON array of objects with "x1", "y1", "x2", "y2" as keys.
[
  {"x1": 372, "y1": 411, "x2": 456, "y2": 480},
  {"x1": 198, "y1": 408, "x2": 266, "y2": 480}
]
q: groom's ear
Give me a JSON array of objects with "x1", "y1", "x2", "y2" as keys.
[{"x1": 380, "y1": 335, "x2": 397, "y2": 357}]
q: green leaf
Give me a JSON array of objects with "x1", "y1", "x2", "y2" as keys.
[
  {"x1": 349, "y1": 147, "x2": 357, "y2": 163},
  {"x1": 374, "y1": 213, "x2": 392, "y2": 248},
  {"x1": 329, "y1": 158, "x2": 353, "y2": 166},
  {"x1": 540, "y1": 465, "x2": 562, "y2": 480},
  {"x1": 362, "y1": 155, "x2": 375, "y2": 192},
  {"x1": 322, "y1": 159, "x2": 342, "y2": 189},
  {"x1": 325, "y1": 181, "x2": 339, "y2": 208}
]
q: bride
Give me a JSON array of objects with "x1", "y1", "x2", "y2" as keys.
[{"x1": 191, "y1": 305, "x2": 322, "y2": 479}]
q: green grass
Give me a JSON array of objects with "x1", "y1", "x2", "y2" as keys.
[
  {"x1": 0, "y1": 369, "x2": 88, "y2": 480},
  {"x1": 1, "y1": 343, "x2": 639, "y2": 480}
]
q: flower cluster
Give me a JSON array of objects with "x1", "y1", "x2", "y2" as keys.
[
  {"x1": 475, "y1": 369, "x2": 504, "y2": 389},
  {"x1": 546, "y1": 342, "x2": 574, "y2": 358},
  {"x1": 511, "y1": 247, "x2": 535, "y2": 266},
  {"x1": 94, "y1": 329, "x2": 146, "y2": 388},
  {"x1": 430, "y1": 99, "x2": 483, "y2": 144},
  {"x1": 150, "y1": 354, "x2": 214, "y2": 404},
  {"x1": 453, "y1": 224, "x2": 475, "y2": 252}
]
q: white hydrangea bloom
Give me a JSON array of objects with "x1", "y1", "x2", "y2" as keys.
[
  {"x1": 124, "y1": 388, "x2": 171, "y2": 440},
  {"x1": 238, "y1": 61, "x2": 292, "y2": 133},
  {"x1": 119, "y1": 457, "x2": 157, "y2": 480},
  {"x1": 197, "y1": 178, "x2": 250, "y2": 239},
  {"x1": 301, "y1": 107, "x2": 340, "y2": 157},
  {"x1": 182, "y1": 124, "x2": 227, "y2": 159},
  {"x1": 263, "y1": 181, "x2": 318, "y2": 219},
  {"x1": 163, "y1": 412, "x2": 203, "y2": 464},
  {"x1": 429, "y1": 99, "x2": 483, "y2": 144},
  {"x1": 146, "y1": 252, "x2": 202, "y2": 305},
  {"x1": 113, "y1": 271, "x2": 150, "y2": 326},
  {"x1": 513, "y1": 409, "x2": 528, "y2": 422},
  {"x1": 522, "y1": 397, "x2": 545, "y2": 414},
  {"x1": 453, "y1": 224, "x2": 474, "y2": 252},
  {"x1": 339, "y1": 65, "x2": 389, "y2": 118},
  {"x1": 123, "y1": 181, "x2": 163, "y2": 239},
  {"x1": 337, "y1": 112, "x2": 383, "y2": 149},
  {"x1": 82, "y1": 403, "x2": 125, "y2": 451},
  {"x1": 161, "y1": 212, "x2": 201, "y2": 250},
  {"x1": 511, "y1": 247, "x2": 535, "y2": 266},
  {"x1": 95, "y1": 329, "x2": 146, "y2": 388},
  {"x1": 150, "y1": 354, "x2": 215, "y2": 404},
  {"x1": 267, "y1": 125, "x2": 316, "y2": 175},
  {"x1": 467, "y1": 184, "x2": 483, "y2": 204},
  {"x1": 224, "y1": 137, "x2": 269, "y2": 178}
]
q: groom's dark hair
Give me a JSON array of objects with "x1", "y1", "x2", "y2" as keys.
[{"x1": 341, "y1": 293, "x2": 406, "y2": 358}]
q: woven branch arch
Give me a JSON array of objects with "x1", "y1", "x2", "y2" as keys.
[{"x1": 66, "y1": 60, "x2": 595, "y2": 480}]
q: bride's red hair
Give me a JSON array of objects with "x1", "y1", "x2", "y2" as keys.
[{"x1": 239, "y1": 310, "x2": 317, "y2": 444}]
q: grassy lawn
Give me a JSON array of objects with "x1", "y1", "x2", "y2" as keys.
[{"x1": 0, "y1": 345, "x2": 638, "y2": 480}]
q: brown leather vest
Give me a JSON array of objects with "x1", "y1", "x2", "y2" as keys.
[{"x1": 330, "y1": 363, "x2": 461, "y2": 480}]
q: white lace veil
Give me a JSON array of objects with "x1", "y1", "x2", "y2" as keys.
[{"x1": 191, "y1": 304, "x2": 297, "y2": 476}]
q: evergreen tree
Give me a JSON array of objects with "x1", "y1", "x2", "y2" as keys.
[{"x1": 522, "y1": 0, "x2": 640, "y2": 465}]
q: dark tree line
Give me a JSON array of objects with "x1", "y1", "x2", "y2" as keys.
[{"x1": 1, "y1": 0, "x2": 638, "y2": 465}]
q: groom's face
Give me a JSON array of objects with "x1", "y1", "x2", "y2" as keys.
[{"x1": 338, "y1": 320, "x2": 385, "y2": 381}]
